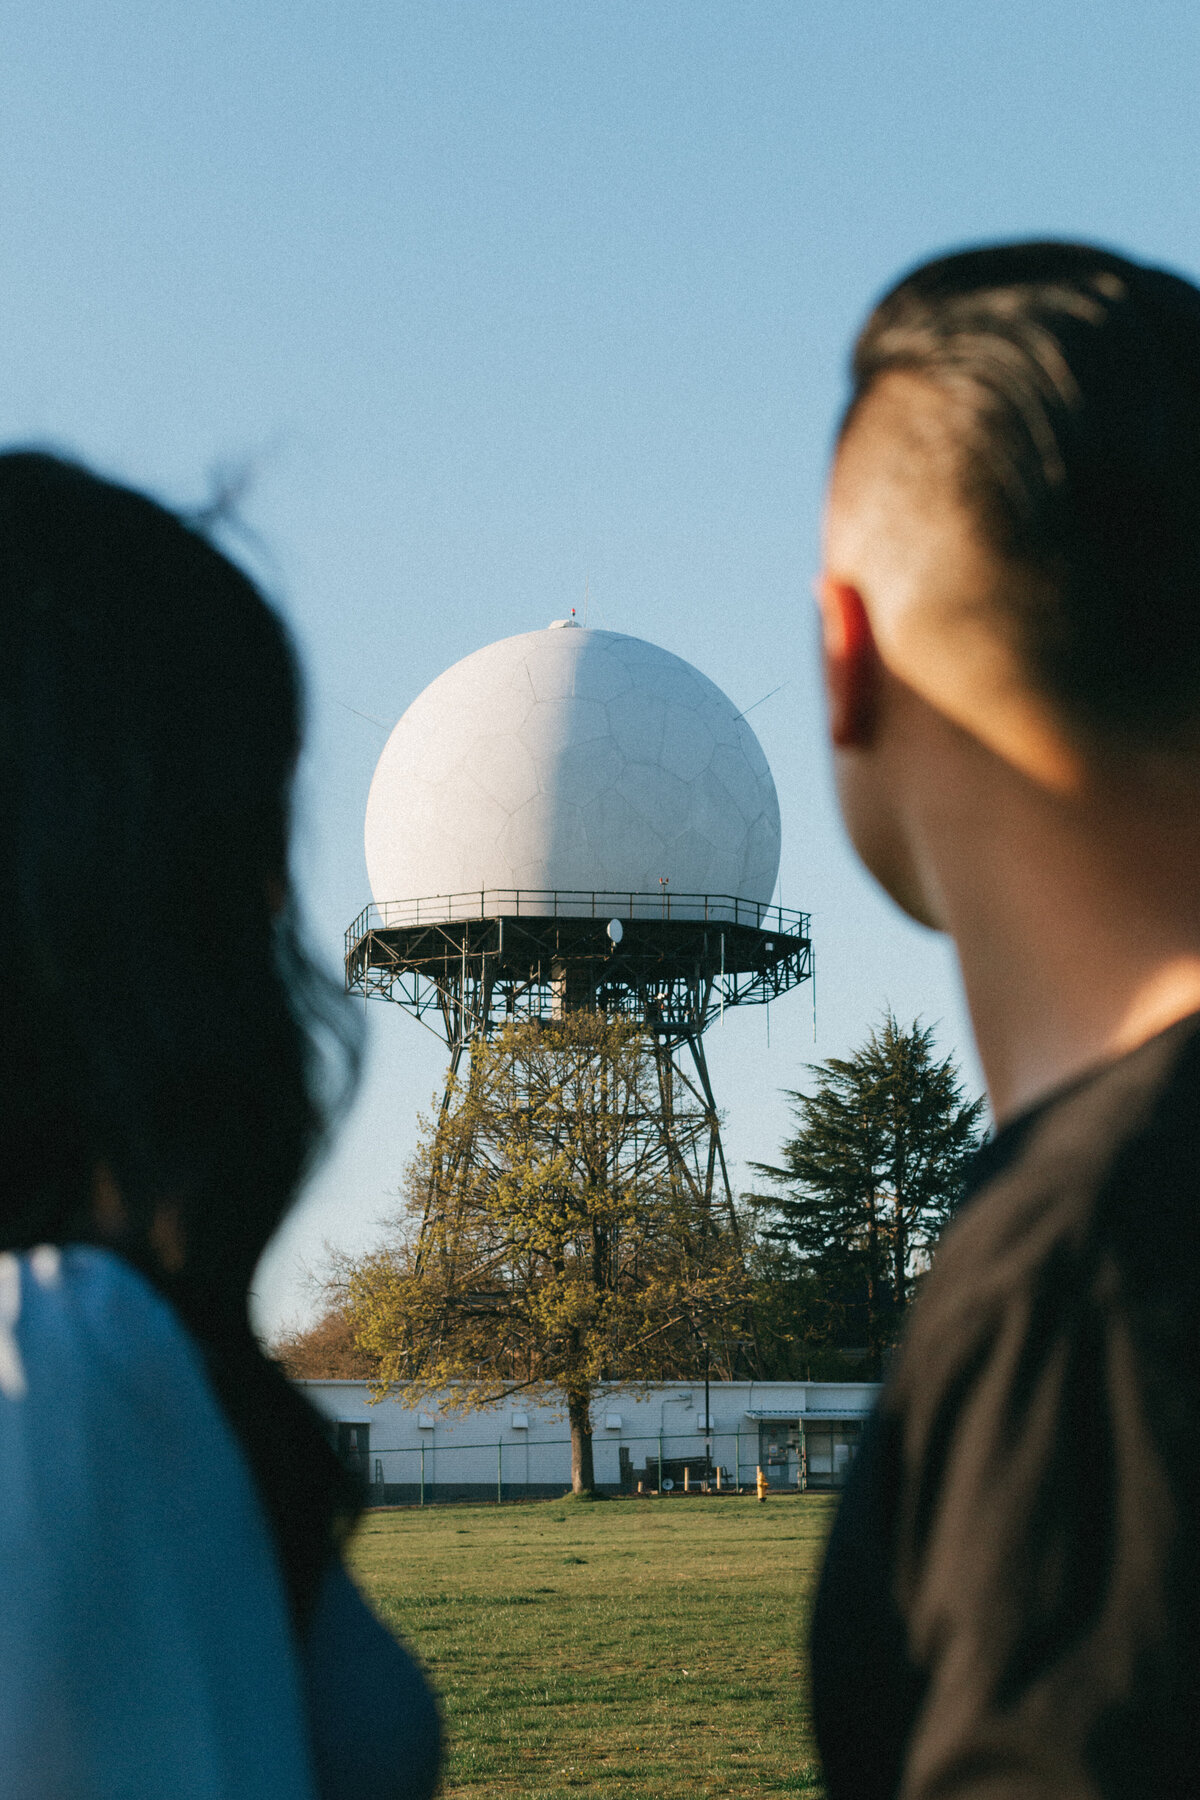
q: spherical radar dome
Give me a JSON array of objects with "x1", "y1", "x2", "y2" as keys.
[{"x1": 365, "y1": 622, "x2": 781, "y2": 911}]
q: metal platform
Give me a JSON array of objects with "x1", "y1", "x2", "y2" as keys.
[
  {"x1": 345, "y1": 889, "x2": 812, "y2": 1043},
  {"x1": 346, "y1": 887, "x2": 814, "y2": 1287}
]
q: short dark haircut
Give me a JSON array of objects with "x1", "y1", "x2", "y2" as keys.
[
  {"x1": 0, "y1": 452, "x2": 357, "y2": 1288},
  {"x1": 845, "y1": 241, "x2": 1200, "y2": 747}
]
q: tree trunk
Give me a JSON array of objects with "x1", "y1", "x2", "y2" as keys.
[
  {"x1": 568, "y1": 1389, "x2": 596, "y2": 1494},
  {"x1": 892, "y1": 1134, "x2": 908, "y2": 1310},
  {"x1": 865, "y1": 1186, "x2": 883, "y2": 1379},
  {"x1": 893, "y1": 1206, "x2": 907, "y2": 1311}
]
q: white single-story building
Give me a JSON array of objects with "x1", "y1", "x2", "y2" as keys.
[{"x1": 299, "y1": 1379, "x2": 881, "y2": 1504}]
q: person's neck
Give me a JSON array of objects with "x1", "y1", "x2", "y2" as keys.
[{"x1": 932, "y1": 771, "x2": 1200, "y2": 1124}]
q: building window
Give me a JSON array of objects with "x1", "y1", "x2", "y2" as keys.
[{"x1": 756, "y1": 1419, "x2": 863, "y2": 1489}]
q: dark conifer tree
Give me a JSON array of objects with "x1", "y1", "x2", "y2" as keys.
[{"x1": 749, "y1": 1013, "x2": 986, "y2": 1375}]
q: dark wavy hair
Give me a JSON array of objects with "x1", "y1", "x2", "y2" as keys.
[
  {"x1": 0, "y1": 450, "x2": 361, "y2": 1621},
  {"x1": 845, "y1": 241, "x2": 1200, "y2": 747}
]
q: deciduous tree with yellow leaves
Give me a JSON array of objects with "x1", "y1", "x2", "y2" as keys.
[{"x1": 344, "y1": 1013, "x2": 748, "y2": 1494}]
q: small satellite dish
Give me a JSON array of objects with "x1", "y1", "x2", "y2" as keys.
[
  {"x1": 661, "y1": 1478, "x2": 675, "y2": 1491},
  {"x1": 607, "y1": 918, "x2": 624, "y2": 945}
]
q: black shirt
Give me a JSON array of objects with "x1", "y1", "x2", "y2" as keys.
[{"x1": 811, "y1": 1013, "x2": 1200, "y2": 1799}]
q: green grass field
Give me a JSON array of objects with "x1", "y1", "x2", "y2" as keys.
[{"x1": 348, "y1": 1493, "x2": 836, "y2": 1799}]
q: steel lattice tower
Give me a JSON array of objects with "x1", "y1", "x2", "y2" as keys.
[{"x1": 346, "y1": 886, "x2": 812, "y2": 1234}]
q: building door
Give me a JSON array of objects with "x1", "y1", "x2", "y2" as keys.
[
  {"x1": 803, "y1": 1420, "x2": 862, "y2": 1489},
  {"x1": 337, "y1": 1421, "x2": 370, "y2": 1482}
]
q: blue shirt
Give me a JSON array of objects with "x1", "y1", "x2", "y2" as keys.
[{"x1": 0, "y1": 1245, "x2": 440, "y2": 1800}]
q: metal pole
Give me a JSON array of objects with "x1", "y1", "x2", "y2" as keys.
[
  {"x1": 497, "y1": 1440, "x2": 503, "y2": 1506},
  {"x1": 420, "y1": 1442, "x2": 425, "y2": 1508},
  {"x1": 735, "y1": 1427, "x2": 741, "y2": 1492},
  {"x1": 658, "y1": 1432, "x2": 663, "y2": 1493},
  {"x1": 704, "y1": 1341, "x2": 711, "y2": 1486}
]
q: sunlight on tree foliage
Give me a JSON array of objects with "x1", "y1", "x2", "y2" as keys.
[
  {"x1": 343, "y1": 1014, "x2": 749, "y2": 1493},
  {"x1": 748, "y1": 1012, "x2": 985, "y2": 1377}
]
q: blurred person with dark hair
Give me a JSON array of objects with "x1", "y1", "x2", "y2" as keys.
[
  {"x1": 811, "y1": 244, "x2": 1200, "y2": 1798},
  {"x1": 0, "y1": 454, "x2": 440, "y2": 1799}
]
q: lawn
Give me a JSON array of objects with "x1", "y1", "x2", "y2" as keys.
[{"x1": 347, "y1": 1492, "x2": 836, "y2": 1799}]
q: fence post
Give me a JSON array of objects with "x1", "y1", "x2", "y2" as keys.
[
  {"x1": 658, "y1": 1432, "x2": 663, "y2": 1494},
  {"x1": 497, "y1": 1440, "x2": 503, "y2": 1506},
  {"x1": 420, "y1": 1442, "x2": 425, "y2": 1508},
  {"x1": 735, "y1": 1428, "x2": 741, "y2": 1493}
]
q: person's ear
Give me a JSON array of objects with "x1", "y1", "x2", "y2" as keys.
[{"x1": 815, "y1": 575, "x2": 880, "y2": 747}]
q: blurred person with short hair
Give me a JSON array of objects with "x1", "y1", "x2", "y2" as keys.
[{"x1": 811, "y1": 243, "x2": 1200, "y2": 1799}]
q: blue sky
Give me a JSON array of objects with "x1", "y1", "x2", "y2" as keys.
[{"x1": 5, "y1": 2, "x2": 1198, "y2": 1331}]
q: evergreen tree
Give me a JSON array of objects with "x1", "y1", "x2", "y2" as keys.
[{"x1": 749, "y1": 1013, "x2": 985, "y2": 1374}]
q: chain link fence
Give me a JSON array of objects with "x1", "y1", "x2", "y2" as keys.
[{"x1": 339, "y1": 1426, "x2": 849, "y2": 1506}]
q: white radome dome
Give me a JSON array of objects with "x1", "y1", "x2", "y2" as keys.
[{"x1": 364, "y1": 623, "x2": 781, "y2": 913}]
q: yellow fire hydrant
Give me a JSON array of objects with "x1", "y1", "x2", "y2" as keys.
[{"x1": 756, "y1": 1465, "x2": 768, "y2": 1503}]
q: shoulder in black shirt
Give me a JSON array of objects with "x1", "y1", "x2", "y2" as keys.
[{"x1": 811, "y1": 1012, "x2": 1200, "y2": 1800}]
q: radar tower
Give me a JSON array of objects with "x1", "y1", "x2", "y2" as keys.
[{"x1": 348, "y1": 621, "x2": 813, "y2": 1239}]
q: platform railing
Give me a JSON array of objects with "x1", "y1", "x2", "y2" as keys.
[{"x1": 346, "y1": 889, "x2": 810, "y2": 952}]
